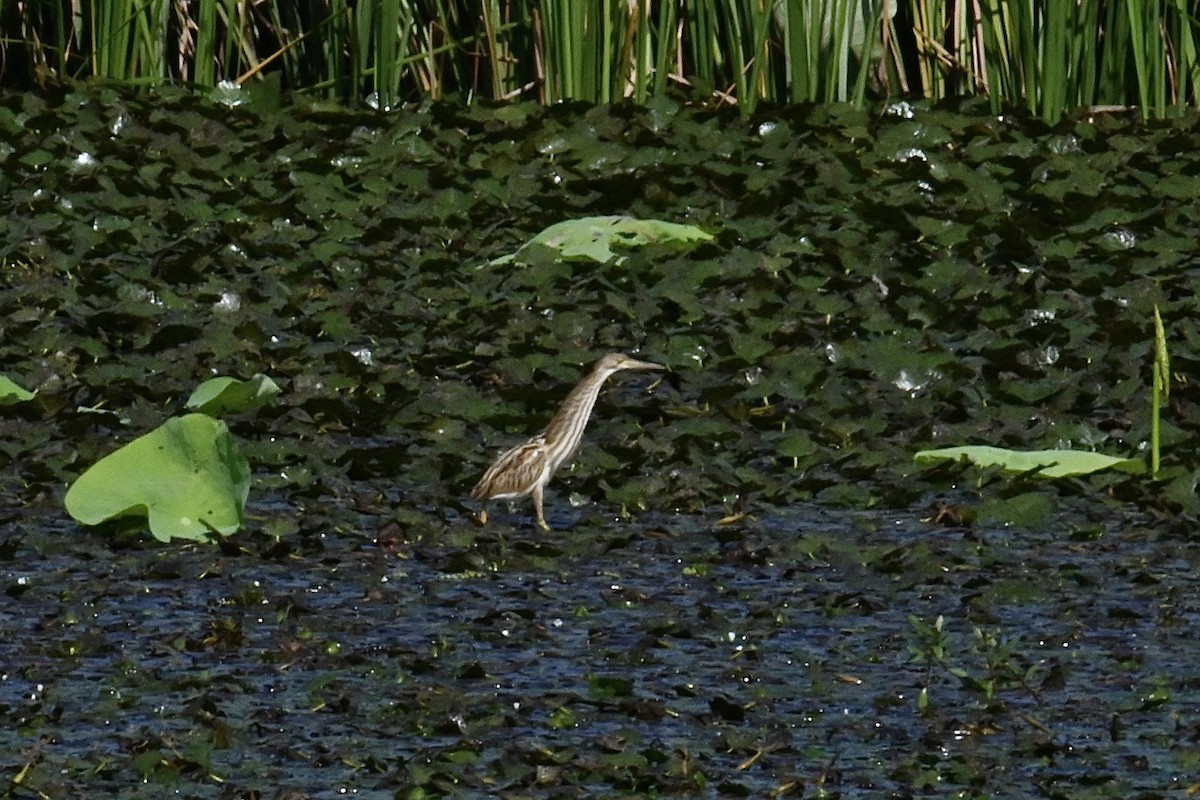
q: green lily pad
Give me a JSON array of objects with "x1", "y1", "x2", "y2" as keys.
[
  {"x1": 914, "y1": 446, "x2": 1145, "y2": 478},
  {"x1": 185, "y1": 374, "x2": 281, "y2": 415},
  {"x1": 0, "y1": 376, "x2": 36, "y2": 405},
  {"x1": 65, "y1": 414, "x2": 251, "y2": 543},
  {"x1": 491, "y1": 215, "x2": 712, "y2": 266}
]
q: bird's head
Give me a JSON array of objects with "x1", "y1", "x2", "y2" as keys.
[{"x1": 598, "y1": 352, "x2": 665, "y2": 374}]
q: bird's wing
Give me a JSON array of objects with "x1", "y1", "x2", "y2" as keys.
[{"x1": 470, "y1": 434, "x2": 551, "y2": 501}]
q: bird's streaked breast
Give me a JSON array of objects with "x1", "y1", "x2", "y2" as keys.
[{"x1": 470, "y1": 435, "x2": 550, "y2": 501}]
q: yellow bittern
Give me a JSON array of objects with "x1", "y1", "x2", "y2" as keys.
[{"x1": 470, "y1": 352, "x2": 664, "y2": 530}]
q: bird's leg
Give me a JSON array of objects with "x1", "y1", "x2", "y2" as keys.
[{"x1": 532, "y1": 485, "x2": 550, "y2": 531}]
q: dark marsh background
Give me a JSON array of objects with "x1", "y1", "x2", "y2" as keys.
[{"x1": 1, "y1": 87, "x2": 1199, "y2": 796}]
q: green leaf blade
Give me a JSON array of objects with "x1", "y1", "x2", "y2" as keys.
[
  {"x1": 491, "y1": 215, "x2": 713, "y2": 267},
  {"x1": 0, "y1": 376, "x2": 36, "y2": 405},
  {"x1": 185, "y1": 373, "x2": 282, "y2": 415},
  {"x1": 914, "y1": 445, "x2": 1146, "y2": 478},
  {"x1": 65, "y1": 414, "x2": 251, "y2": 542}
]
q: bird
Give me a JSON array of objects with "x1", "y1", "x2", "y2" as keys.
[{"x1": 470, "y1": 352, "x2": 664, "y2": 530}]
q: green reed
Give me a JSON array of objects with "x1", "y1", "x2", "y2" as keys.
[
  {"x1": 1151, "y1": 306, "x2": 1169, "y2": 479},
  {"x1": 3, "y1": 0, "x2": 1200, "y2": 120}
]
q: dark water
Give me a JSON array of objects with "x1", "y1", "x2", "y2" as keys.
[{"x1": 3, "y1": 503, "x2": 1196, "y2": 798}]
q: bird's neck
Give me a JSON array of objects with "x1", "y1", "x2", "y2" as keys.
[{"x1": 542, "y1": 365, "x2": 616, "y2": 460}]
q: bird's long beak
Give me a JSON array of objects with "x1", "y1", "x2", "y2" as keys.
[{"x1": 623, "y1": 357, "x2": 665, "y2": 371}]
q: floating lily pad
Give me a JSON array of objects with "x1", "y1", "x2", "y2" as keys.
[
  {"x1": 490, "y1": 215, "x2": 712, "y2": 266},
  {"x1": 0, "y1": 376, "x2": 35, "y2": 405},
  {"x1": 64, "y1": 414, "x2": 251, "y2": 542},
  {"x1": 185, "y1": 374, "x2": 281, "y2": 415},
  {"x1": 914, "y1": 446, "x2": 1145, "y2": 478}
]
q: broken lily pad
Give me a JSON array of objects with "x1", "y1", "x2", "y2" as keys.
[
  {"x1": 914, "y1": 445, "x2": 1146, "y2": 479},
  {"x1": 185, "y1": 373, "x2": 281, "y2": 415},
  {"x1": 490, "y1": 215, "x2": 713, "y2": 266},
  {"x1": 65, "y1": 414, "x2": 251, "y2": 543}
]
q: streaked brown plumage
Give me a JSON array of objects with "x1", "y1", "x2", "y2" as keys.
[{"x1": 470, "y1": 352, "x2": 664, "y2": 530}]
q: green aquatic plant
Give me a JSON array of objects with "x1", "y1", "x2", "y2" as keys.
[
  {"x1": 0, "y1": 376, "x2": 35, "y2": 405},
  {"x1": 916, "y1": 307, "x2": 1173, "y2": 482},
  {"x1": 913, "y1": 446, "x2": 1145, "y2": 479},
  {"x1": 64, "y1": 414, "x2": 251, "y2": 543},
  {"x1": 185, "y1": 373, "x2": 281, "y2": 416},
  {"x1": 909, "y1": 615, "x2": 1040, "y2": 713},
  {"x1": 1150, "y1": 305, "x2": 1169, "y2": 478},
  {"x1": 7, "y1": 0, "x2": 1200, "y2": 119},
  {"x1": 3, "y1": 91, "x2": 1199, "y2": 530},
  {"x1": 490, "y1": 215, "x2": 712, "y2": 267}
]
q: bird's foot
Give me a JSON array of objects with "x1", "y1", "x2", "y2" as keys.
[
  {"x1": 475, "y1": 509, "x2": 489, "y2": 526},
  {"x1": 537, "y1": 518, "x2": 551, "y2": 532}
]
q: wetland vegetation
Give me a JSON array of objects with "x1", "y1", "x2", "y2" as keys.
[
  {"x1": 6, "y1": 1, "x2": 1200, "y2": 120},
  {"x1": 2, "y1": 86, "x2": 1199, "y2": 796}
]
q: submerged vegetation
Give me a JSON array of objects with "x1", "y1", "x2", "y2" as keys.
[{"x1": 4, "y1": 1, "x2": 1200, "y2": 119}]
